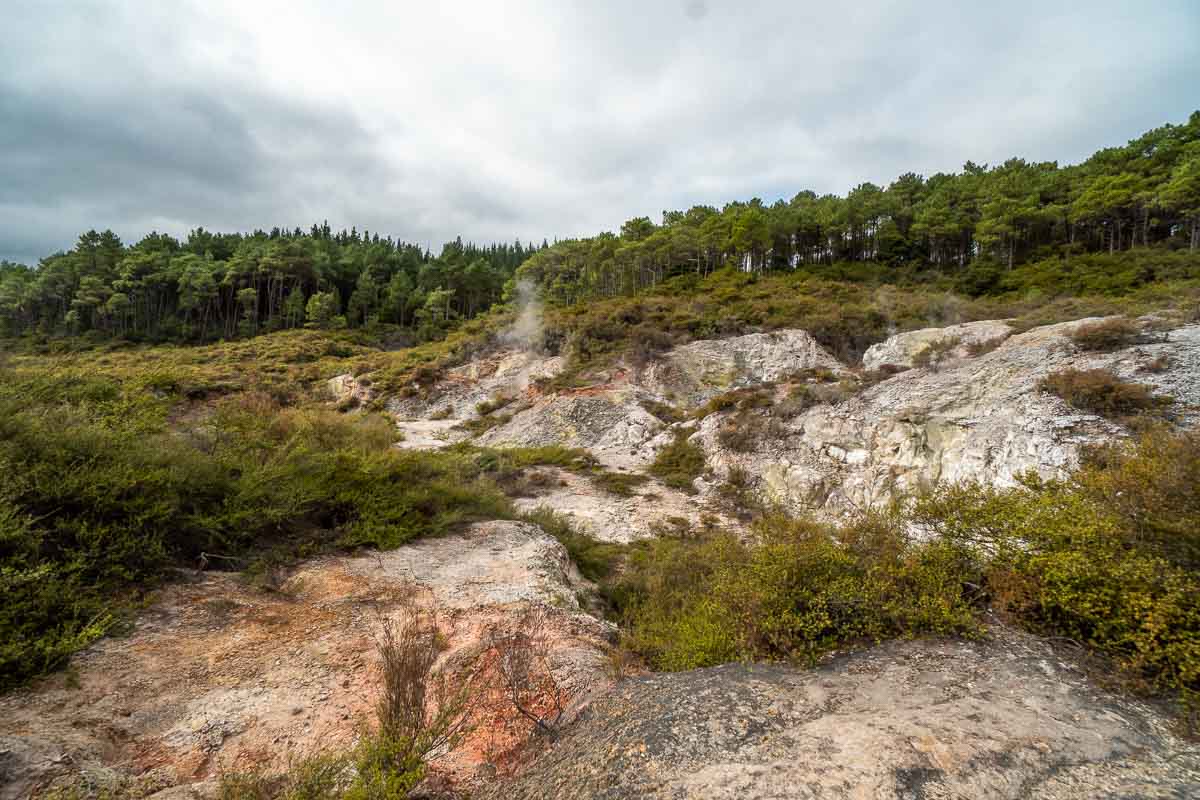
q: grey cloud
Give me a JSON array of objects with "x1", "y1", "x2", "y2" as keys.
[{"x1": 1, "y1": 0, "x2": 1197, "y2": 264}]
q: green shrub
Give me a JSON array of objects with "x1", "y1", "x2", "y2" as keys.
[
  {"x1": 521, "y1": 506, "x2": 626, "y2": 583},
  {"x1": 1074, "y1": 427, "x2": 1200, "y2": 572},
  {"x1": 1038, "y1": 368, "x2": 1170, "y2": 419},
  {"x1": 691, "y1": 385, "x2": 774, "y2": 420},
  {"x1": 912, "y1": 429, "x2": 1200, "y2": 698},
  {"x1": 626, "y1": 324, "x2": 675, "y2": 368},
  {"x1": 475, "y1": 394, "x2": 514, "y2": 416},
  {"x1": 454, "y1": 411, "x2": 513, "y2": 436},
  {"x1": 639, "y1": 399, "x2": 685, "y2": 424},
  {"x1": 616, "y1": 512, "x2": 979, "y2": 671},
  {"x1": 648, "y1": 430, "x2": 706, "y2": 493},
  {"x1": 0, "y1": 369, "x2": 541, "y2": 688}
]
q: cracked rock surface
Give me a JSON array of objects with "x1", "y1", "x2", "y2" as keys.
[{"x1": 479, "y1": 625, "x2": 1200, "y2": 800}]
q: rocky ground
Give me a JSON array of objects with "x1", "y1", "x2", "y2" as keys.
[
  {"x1": 478, "y1": 625, "x2": 1200, "y2": 800},
  {"x1": 0, "y1": 522, "x2": 615, "y2": 800},
  {"x1": 5, "y1": 313, "x2": 1198, "y2": 798}
]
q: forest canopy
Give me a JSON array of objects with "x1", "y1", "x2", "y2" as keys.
[
  {"x1": 0, "y1": 226, "x2": 543, "y2": 344},
  {"x1": 2, "y1": 111, "x2": 1198, "y2": 343},
  {"x1": 518, "y1": 112, "x2": 1200, "y2": 304}
]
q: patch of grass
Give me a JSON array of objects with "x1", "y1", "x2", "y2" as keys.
[
  {"x1": 647, "y1": 430, "x2": 707, "y2": 494},
  {"x1": 590, "y1": 471, "x2": 651, "y2": 497},
  {"x1": 1038, "y1": 368, "x2": 1171, "y2": 419}
]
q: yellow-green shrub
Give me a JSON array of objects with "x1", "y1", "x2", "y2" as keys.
[
  {"x1": 617, "y1": 513, "x2": 979, "y2": 671},
  {"x1": 912, "y1": 430, "x2": 1200, "y2": 697}
]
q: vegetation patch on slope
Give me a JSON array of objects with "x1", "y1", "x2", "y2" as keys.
[
  {"x1": 0, "y1": 347, "x2": 600, "y2": 690},
  {"x1": 610, "y1": 427, "x2": 1200, "y2": 709}
]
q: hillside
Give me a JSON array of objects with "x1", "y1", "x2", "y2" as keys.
[
  {"x1": 4, "y1": 266, "x2": 1200, "y2": 797},
  {"x1": 3, "y1": 117, "x2": 1200, "y2": 799}
]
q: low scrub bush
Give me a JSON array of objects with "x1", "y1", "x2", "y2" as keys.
[
  {"x1": 639, "y1": 398, "x2": 685, "y2": 424},
  {"x1": 626, "y1": 324, "x2": 675, "y2": 369},
  {"x1": 715, "y1": 412, "x2": 782, "y2": 453},
  {"x1": 965, "y1": 335, "x2": 1008, "y2": 357},
  {"x1": 911, "y1": 336, "x2": 961, "y2": 370},
  {"x1": 648, "y1": 430, "x2": 707, "y2": 493},
  {"x1": 454, "y1": 411, "x2": 513, "y2": 436},
  {"x1": 1068, "y1": 317, "x2": 1141, "y2": 351},
  {"x1": 913, "y1": 431, "x2": 1200, "y2": 700},
  {"x1": 690, "y1": 385, "x2": 774, "y2": 420},
  {"x1": 1038, "y1": 368, "x2": 1170, "y2": 419},
  {"x1": 475, "y1": 394, "x2": 515, "y2": 416},
  {"x1": 520, "y1": 506, "x2": 626, "y2": 583},
  {"x1": 0, "y1": 361, "x2": 613, "y2": 687},
  {"x1": 615, "y1": 512, "x2": 979, "y2": 670},
  {"x1": 618, "y1": 425, "x2": 1200, "y2": 710}
]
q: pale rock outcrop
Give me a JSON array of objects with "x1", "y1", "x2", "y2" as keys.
[
  {"x1": 861, "y1": 319, "x2": 1013, "y2": 370},
  {"x1": 475, "y1": 330, "x2": 844, "y2": 468},
  {"x1": 512, "y1": 467, "x2": 735, "y2": 543},
  {"x1": 327, "y1": 373, "x2": 375, "y2": 408},
  {"x1": 641, "y1": 329, "x2": 845, "y2": 408},
  {"x1": 0, "y1": 522, "x2": 614, "y2": 798},
  {"x1": 386, "y1": 350, "x2": 565, "y2": 450},
  {"x1": 386, "y1": 350, "x2": 564, "y2": 423},
  {"x1": 700, "y1": 319, "x2": 1200, "y2": 516},
  {"x1": 480, "y1": 625, "x2": 1200, "y2": 800},
  {"x1": 479, "y1": 392, "x2": 666, "y2": 470}
]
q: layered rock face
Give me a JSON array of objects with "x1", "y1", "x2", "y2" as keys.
[
  {"x1": 398, "y1": 315, "x2": 1198, "y2": 520},
  {"x1": 640, "y1": 330, "x2": 847, "y2": 407},
  {"x1": 700, "y1": 319, "x2": 1200, "y2": 515},
  {"x1": 480, "y1": 626, "x2": 1200, "y2": 800}
]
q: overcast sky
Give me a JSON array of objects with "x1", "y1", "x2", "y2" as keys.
[{"x1": 2, "y1": 1, "x2": 1198, "y2": 264}]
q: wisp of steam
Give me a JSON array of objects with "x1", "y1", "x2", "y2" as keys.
[
  {"x1": 502, "y1": 279, "x2": 543, "y2": 353},
  {"x1": 499, "y1": 279, "x2": 546, "y2": 392}
]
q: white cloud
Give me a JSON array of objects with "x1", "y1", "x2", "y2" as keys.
[{"x1": 1, "y1": 0, "x2": 1197, "y2": 263}]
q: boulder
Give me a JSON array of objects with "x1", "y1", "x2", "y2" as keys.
[
  {"x1": 0, "y1": 522, "x2": 614, "y2": 796},
  {"x1": 641, "y1": 330, "x2": 845, "y2": 409},
  {"x1": 862, "y1": 319, "x2": 1013, "y2": 370}
]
